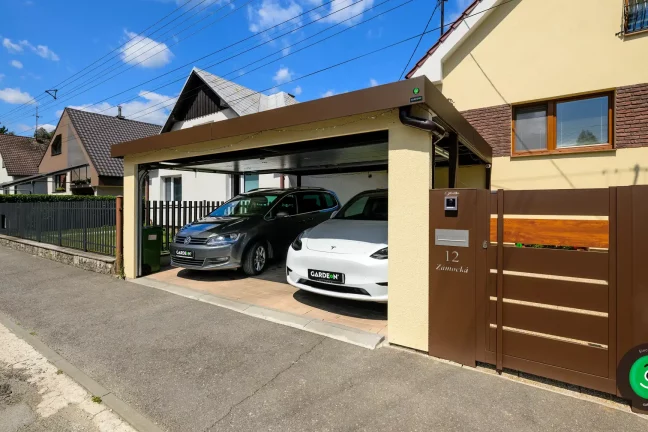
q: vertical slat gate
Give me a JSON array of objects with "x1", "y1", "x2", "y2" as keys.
[{"x1": 495, "y1": 189, "x2": 504, "y2": 372}]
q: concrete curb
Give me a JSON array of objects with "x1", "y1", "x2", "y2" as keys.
[
  {"x1": 0, "y1": 311, "x2": 164, "y2": 432},
  {"x1": 130, "y1": 277, "x2": 385, "y2": 350}
]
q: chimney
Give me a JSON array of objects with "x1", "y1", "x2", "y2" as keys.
[{"x1": 116, "y1": 106, "x2": 125, "y2": 120}]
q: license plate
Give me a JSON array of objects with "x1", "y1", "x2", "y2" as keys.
[
  {"x1": 308, "y1": 269, "x2": 345, "y2": 284},
  {"x1": 175, "y1": 250, "x2": 194, "y2": 258}
]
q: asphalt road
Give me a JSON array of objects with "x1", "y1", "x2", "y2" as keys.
[{"x1": 0, "y1": 247, "x2": 645, "y2": 432}]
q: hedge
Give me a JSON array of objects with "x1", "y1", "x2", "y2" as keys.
[{"x1": 0, "y1": 194, "x2": 116, "y2": 203}]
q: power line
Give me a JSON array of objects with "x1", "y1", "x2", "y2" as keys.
[
  {"x1": 6, "y1": 0, "x2": 364, "y2": 129},
  {"x1": 0, "y1": 0, "x2": 198, "y2": 118},
  {"x1": 14, "y1": 0, "x2": 517, "y2": 138},
  {"x1": 1, "y1": 0, "x2": 224, "y2": 123},
  {"x1": 398, "y1": 0, "x2": 440, "y2": 80}
]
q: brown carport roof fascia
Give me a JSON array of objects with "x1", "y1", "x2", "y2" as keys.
[{"x1": 111, "y1": 76, "x2": 492, "y2": 163}]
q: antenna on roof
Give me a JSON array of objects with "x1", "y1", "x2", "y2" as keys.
[
  {"x1": 440, "y1": 0, "x2": 447, "y2": 37},
  {"x1": 45, "y1": 89, "x2": 58, "y2": 100},
  {"x1": 33, "y1": 106, "x2": 40, "y2": 134},
  {"x1": 116, "y1": 106, "x2": 125, "y2": 120}
]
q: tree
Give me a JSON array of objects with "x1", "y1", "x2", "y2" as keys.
[
  {"x1": 34, "y1": 127, "x2": 53, "y2": 142},
  {"x1": 0, "y1": 125, "x2": 14, "y2": 135},
  {"x1": 576, "y1": 129, "x2": 598, "y2": 145}
]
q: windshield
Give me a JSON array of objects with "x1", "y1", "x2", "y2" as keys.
[
  {"x1": 335, "y1": 192, "x2": 387, "y2": 221},
  {"x1": 208, "y1": 194, "x2": 279, "y2": 217}
]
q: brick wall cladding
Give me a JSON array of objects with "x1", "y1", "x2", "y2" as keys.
[
  {"x1": 459, "y1": 84, "x2": 648, "y2": 155},
  {"x1": 461, "y1": 104, "x2": 512, "y2": 157},
  {"x1": 615, "y1": 83, "x2": 648, "y2": 149}
]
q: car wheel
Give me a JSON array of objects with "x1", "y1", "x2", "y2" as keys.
[{"x1": 243, "y1": 241, "x2": 267, "y2": 276}]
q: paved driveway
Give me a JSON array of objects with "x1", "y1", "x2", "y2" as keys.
[
  {"x1": 0, "y1": 247, "x2": 645, "y2": 432},
  {"x1": 146, "y1": 262, "x2": 388, "y2": 335}
]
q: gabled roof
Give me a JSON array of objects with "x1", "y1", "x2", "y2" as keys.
[
  {"x1": 65, "y1": 108, "x2": 160, "y2": 177},
  {"x1": 405, "y1": 0, "x2": 496, "y2": 80},
  {"x1": 0, "y1": 134, "x2": 49, "y2": 176},
  {"x1": 161, "y1": 68, "x2": 298, "y2": 132}
]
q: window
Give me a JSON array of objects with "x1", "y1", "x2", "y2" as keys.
[
  {"x1": 210, "y1": 194, "x2": 281, "y2": 217},
  {"x1": 336, "y1": 192, "x2": 388, "y2": 221},
  {"x1": 513, "y1": 93, "x2": 612, "y2": 155},
  {"x1": 54, "y1": 174, "x2": 66, "y2": 192},
  {"x1": 296, "y1": 193, "x2": 326, "y2": 214},
  {"x1": 163, "y1": 177, "x2": 182, "y2": 201},
  {"x1": 624, "y1": 1, "x2": 648, "y2": 34},
  {"x1": 270, "y1": 194, "x2": 297, "y2": 218},
  {"x1": 51, "y1": 135, "x2": 62, "y2": 156},
  {"x1": 322, "y1": 193, "x2": 338, "y2": 209},
  {"x1": 244, "y1": 174, "x2": 259, "y2": 192}
]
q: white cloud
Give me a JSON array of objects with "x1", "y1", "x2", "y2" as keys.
[
  {"x1": 120, "y1": 31, "x2": 173, "y2": 68},
  {"x1": 322, "y1": 0, "x2": 375, "y2": 25},
  {"x1": 321, "y1": 89, "x2": 335, "y2": 98},
  {"x1": 369, "y1": 78, "x2": 378, "y2": 87},
  {"x1": 0, "y1": 87, "x2": 34, "y2": 104},
  {"x1": 40, "y1": 123, "x2": 56, "y2": 132},
  {"x1": 10, "y1": 60, "x2": 23, "y2": 69},
  {"x1": 2, "y1": 38, "x2": 23, "y2": 53},
  {"x1": 247, "y1": 0, "x2": 303, "y2": 33},
  {"x1": 63, "y1": 90, "x2": 177, "y2": 125},
  {"x1": 273, "y1": 66, "x2": 293, "y2": 84},
  {"x1": 3, "y1": 38, "x2": 59, "y2": 60},
  {"x1": 293, "y1": 85, "x2": 302, "y2": 95}
]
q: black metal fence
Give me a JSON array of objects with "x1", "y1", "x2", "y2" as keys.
[
  {"x1": 0, "y1": 201, "x2": 117, "y2": 256},
  {"x1": 143, "y1": 200, "x2": 223, "y2": 251}
]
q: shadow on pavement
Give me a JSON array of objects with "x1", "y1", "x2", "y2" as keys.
[{"x1": 293, "y1": 290, "x2": 387, "y2": 321}]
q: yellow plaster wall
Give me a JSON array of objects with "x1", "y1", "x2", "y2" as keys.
[
  {"x1": 387, "y1": 124, "x2": 432, "y2": 352},
  {"x1": 442, "y1": 0, "x2": 648, "y2": 111},
  {"x1": 491, "y1": 147, "x2": 648, "y2": 190}
]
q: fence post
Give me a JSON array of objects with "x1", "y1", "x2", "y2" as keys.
[
  {"x1": 82, "y1": 201, "x2": 88, "y2": 252},
  {"x1": 116, "y1": 196, "x2": 123, "y2": 276},
  {"x1": 36, "y1": 202, "x2": 42, "y2": 243},
  {"x1": 58, "y1": 202, "x2": 63, "y2": 246}
]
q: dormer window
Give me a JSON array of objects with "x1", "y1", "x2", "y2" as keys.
[{"x1": 51, "y1": 135, "x2": 62, "y2": 156}]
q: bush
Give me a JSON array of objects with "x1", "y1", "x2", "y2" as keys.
[{"x1": 0, "y1": 194, "x2": 116, "y2": 203}]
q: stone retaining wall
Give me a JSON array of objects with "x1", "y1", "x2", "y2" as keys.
[{"x1": 0, "y1": 235, "x2": 116, "y2": 275}]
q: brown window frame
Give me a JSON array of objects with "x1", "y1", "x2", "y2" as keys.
[
  {"x1": 51, "y1": 135, "x2": 62, "y2": 156},
  {"x1": 512, "y1": 92, "x2": 614, "y2": 157}
]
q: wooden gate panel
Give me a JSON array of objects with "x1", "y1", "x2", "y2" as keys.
[{"x1": 488, "y1": 301, "x2": 608, "y2": 346}]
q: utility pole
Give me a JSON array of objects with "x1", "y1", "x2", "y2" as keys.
[
  {"x1": 440, "y1": 0, "x2": 447, "y2": 37},
  {"x1": 34, "y1": 106, "x2": 40, "y2": 134}
]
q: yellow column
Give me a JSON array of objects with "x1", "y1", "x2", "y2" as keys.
[
  {"x1": 122, "y1": 158, "x2": 138, "y2": 279},
  {"x1": 388, "y1": 123, "x2": 432, "y2": 352}
]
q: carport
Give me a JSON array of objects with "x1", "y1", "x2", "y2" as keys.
[{"x1": 111, "y1": 76, "x2": 492, "y2": 352}]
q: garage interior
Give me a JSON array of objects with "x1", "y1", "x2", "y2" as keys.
[{"x1": 113, "y1": 76, "x2": 493, "y2": 350}]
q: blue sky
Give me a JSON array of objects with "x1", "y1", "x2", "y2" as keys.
[{"x1": 0, "y1": 0, "x2": 470, "y2": 135}]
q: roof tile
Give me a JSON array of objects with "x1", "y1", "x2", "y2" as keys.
[{"x1": 0, "y1": 135, "x2": 48, "y2": 176}]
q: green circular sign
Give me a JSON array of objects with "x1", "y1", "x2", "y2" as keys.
[
  {"x1": 413, "y1": 87, "x2": 420, "y2": 95},
  {"x1": 629, "y1": 355, "x2": 648, "y2": 400},
  {"x1": 618, "y1": 343, "x2": 648, "y2": 413}
]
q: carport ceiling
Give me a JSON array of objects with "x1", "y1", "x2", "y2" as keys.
[{"x1": 146, "y1": 131, "x2": 389, "y2": 175}]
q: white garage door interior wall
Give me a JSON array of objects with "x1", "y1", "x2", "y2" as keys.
[{"x1": 299, "y1": 171, "x2": 388, "y2": 205}]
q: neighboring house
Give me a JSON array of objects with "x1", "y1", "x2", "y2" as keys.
[
  {"x1": 149, "y1": 67, "x2": 388, "y2": 204},
  {"x1": 0, "y1": 135, "x2": 48, "y2": 194},
  {"x1": 407, "y1": 0, "x2": 648, "y2": 189},
  {"x1": 36, "y1": 108, "x2": 160, "y2": 196}
]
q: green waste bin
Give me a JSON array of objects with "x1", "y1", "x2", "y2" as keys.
[{"x1": 141, "y1": 226, "x2": 163, "y2": 275}]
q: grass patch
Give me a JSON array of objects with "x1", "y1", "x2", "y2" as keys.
[
  {"x1": 56, "y1": 369, "x2": 63, "y2": 375},
  {"x1": 29, "y1": 331, "x2": 37, "y2": 336},
  {"x1": 91, "y1": 396, "x2": 102, "y2": 404}
]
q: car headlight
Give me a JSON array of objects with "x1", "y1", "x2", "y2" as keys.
[
  {"x1": 370, "y1": 247, "x2": 388, "y2": 260},
  {"x1": 291, "y1": 230, "x2": 308, "y2": 251},
  {"x1": 206, "y1": 233, "x2": 240, "y2": 247}
]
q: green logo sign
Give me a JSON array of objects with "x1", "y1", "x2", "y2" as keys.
[
  {"x1": 618, "y1": 343, "x2": 648, "y2": 413},
  {"x1": 629, "y1": 355, "x2": 648, "y2": 400},
  {"x1": 413, "y1": 87, "x2": 420, "y2": 95}
]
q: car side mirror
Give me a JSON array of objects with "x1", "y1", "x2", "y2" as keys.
[
  {"x1": 276, "y1": 211, "x2": 290, "y2": 218},
  {"x1": 330, "y1": 210, "x2": 338, "y2": 219}
]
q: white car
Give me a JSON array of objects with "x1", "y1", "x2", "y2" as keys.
[{"x1": 286, "y1": 189, "x2": 388, "y2": 303}]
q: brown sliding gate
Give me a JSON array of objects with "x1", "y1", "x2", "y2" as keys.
[{"x1": 429, "y1": 186, "x2": 648, "y2": 397}]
